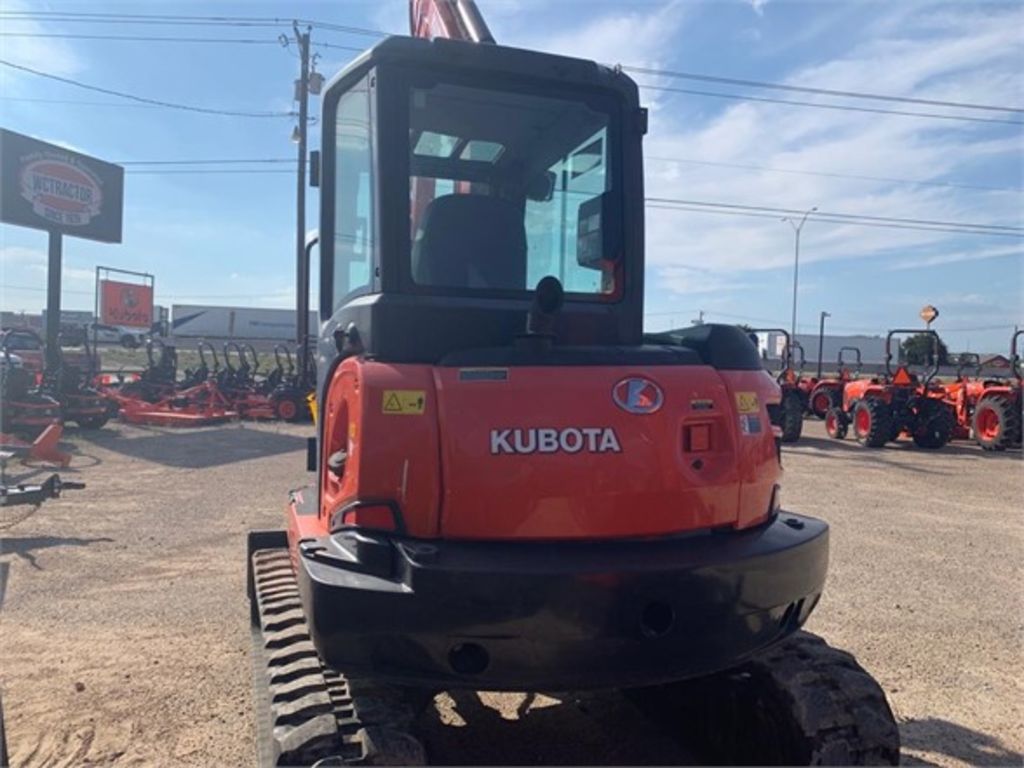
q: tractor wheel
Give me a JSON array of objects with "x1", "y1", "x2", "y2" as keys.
[
  {"x1": 809, "y1": 388, "x2": 836, "y2": 420},
  {"x1": 272, "y1": 392, "x2": 303, "y2": 423},
  {"x1": 779, "y1": 392, "x2": 803, "y2": 443},
  {"x1": 76, "y1": 415, "x2": 110, "y2": 430},
  {"x1": 853, "y1": 399, "x2": 891, "y2": 448},
  {"x1": 825, "y1": 407, "x2": 848, "y2": 439},
  {"x1": 911, "y1": 399, "x2": 955, "y2": 450},
  {"x1": 973, "y1": 395, "x2": 1021, "y2": 451}
]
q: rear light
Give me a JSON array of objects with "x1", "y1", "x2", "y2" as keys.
[{"x1": 340, "y1": 504, "x2": 397, "y2": 532}]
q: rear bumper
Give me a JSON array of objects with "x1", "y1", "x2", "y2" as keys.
[{"x1": 264, "y1": 513, "x2": 828, "y2": 691}]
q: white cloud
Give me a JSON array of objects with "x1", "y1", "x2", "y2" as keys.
[
  {"x1": 636, "y1": 2, "x2": 1024, "y2": 295},
  {"x1": 884, "y1": 244, "x2": 1024, "y2": 271},
  {"x1": 748, "y1": 0, "x2": 770, "y2": 16},
  {"x1": 0, "y1": 0, "x2": 83, "y2": 78},
  {"x1": 517, "y1": 0, "x2": 689, "y2": 72},
  {"x1": 0, "y1": 245, "x2": 46, "y2": 268}
]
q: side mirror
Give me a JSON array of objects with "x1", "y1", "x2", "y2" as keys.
[{"x1": 576, "y1": 192, "x2": 621, "y2": 269}]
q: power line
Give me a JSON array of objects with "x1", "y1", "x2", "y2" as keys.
[
  {"x1": 646, "y1": 197, "x2": 1023, "y2": 233},
  {"x1": 646, "y1": 203, "x2": 1023, "y2": 238},
  {"x1": 0, "y1": 58, "x2": 295, "y2": 118},
  {"x1": 638, "y1": 83, "x2": 1024, "y2": 127},
  {"x1": 0, "y1": 32, "x2": 281, "y2": 44},
  {"x1": 125, "y1": 169, "x2": 294, "y2": 175},
  {"x1": 645, "y1": 156, "x2": 1022, "y2": 194},
  {"x1": 6, "y1": 10, "x2": 1022, "y2": 126},
  {"x1": 116, "y1": 158, "x2": 294, "y2": 165},
  {"x1": 624, "y1": 65, "x2": 1023, "y2": 114}
]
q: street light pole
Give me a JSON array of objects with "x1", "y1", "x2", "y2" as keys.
[
  {"x1": 782, "y1": 206, "x2": 817, "y2": 346},
  {"x1": 817, "y1": 310, "x2": 830, "y2": 379}
]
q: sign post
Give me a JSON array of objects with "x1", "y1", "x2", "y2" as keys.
[
  {"x1": 919, "y1": 305, "x2": 939, "y2": 330},
  {"x1": 1, "y1": 128, "x2": 124, "y2": 370}
]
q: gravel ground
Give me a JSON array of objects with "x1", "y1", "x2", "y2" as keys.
[{"x1": 1, "y1": 419, "x2": 1020, "y2": 766}]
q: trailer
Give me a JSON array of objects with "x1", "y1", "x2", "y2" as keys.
[{"x1": 170, "y1": 304, "x2": 317, "y2": 343}]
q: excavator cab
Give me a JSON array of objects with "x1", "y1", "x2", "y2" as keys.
[{"x1": 317, "y1": 35, "x2": 646, "y2": 377}]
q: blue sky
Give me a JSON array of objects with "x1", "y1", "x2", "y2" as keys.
[{"x1": 1, "y1": 0, "x2": 1021, "y2": 353}]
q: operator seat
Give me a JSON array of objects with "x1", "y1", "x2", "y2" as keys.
[{"x1": 412, "y1": 194, "x2": 527, "y2": 290}]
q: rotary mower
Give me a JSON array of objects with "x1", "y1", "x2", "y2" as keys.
[
  {"x1": 970, "y1": 330, "x2": 1022, "y2": 451},
  {"x1": 0, "y1": 334, "x2": 62, "y2": 438},
  {"x1": 245, "y1": 2, "x2": 898, "y2": 765},
  {"x1": 749, "y1": 328, "x2": 804, "y2": 442},
  {"x1": 826, "y1": 329, "x2": 954, "y2": 449},
  {"x1": 266, "y1": 343, "x2": 315, "y2": 422},
  {"x1": 219, "y1": 342, "x2": 275, "y2": 420}
]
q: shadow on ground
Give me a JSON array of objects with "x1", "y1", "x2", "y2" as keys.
[
  {"x1": 0, "y1": 535, "x2": 113, "y2": 570},
  {"x1": 76, "y1": 425, "x2": 307, "y2": 468},
  {"x1": 415, "y1": 691, "x2": 693, "y2": 766},
  {"x1": 900, "y1": 716, "x2": 1022, "y2": 766}
]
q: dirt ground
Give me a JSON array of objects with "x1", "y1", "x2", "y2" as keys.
[{"x1": 1, "y1": 419, "x2": 1021, "y2": 767}]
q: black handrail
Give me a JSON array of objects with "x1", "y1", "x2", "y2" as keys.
[{"x1": 885, "y1": 329, "x2": 940, "y2": 385}]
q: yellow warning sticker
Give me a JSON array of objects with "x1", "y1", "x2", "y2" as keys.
[
  {"x1": 382, "y1": 390, "x2": 426, "y2": 415},
  {"x1": 735, "y1": 392, "x2": 759, "y2": 414}
]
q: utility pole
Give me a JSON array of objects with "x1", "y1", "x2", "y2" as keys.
[
  {"x1": 816, "y1": 310, "x2": 830, "y2": 379},
  {"x1": 293, "y1": 22, "x2": 311, "y2": 379},
  {"x1": 781, "y1": 206, "x2": 817, "y2": 344}
]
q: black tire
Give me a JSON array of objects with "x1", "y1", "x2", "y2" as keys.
[
  {"x1": 853, "y1": 399, "x2": 891, "y2": 448},
  {"x1": 121, "y1": 334, "x2": 139, "y2": 349},
  {"x1": 271, "y1": 392, "x2": 304, "y2": 422},
  {"x1": 809, "y1": 386, "x2": 838, "y2": 420},
  {"x1": 973, "y1": 395, "x2": 1021, "y2": 451},
  {"x1": 825, "y1": 407, "x2": 848, "y2": 439},
  {"x1": 911, "y1": 399, "x2": 955, "y2": 450},
  {"x1": 75, "y1": 414, "x2": 110, "y2": 430},
  {"x1": 780, "y1": 391, "x2": 803, "y2": 443}
]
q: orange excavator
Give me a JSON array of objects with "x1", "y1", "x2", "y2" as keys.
[{"x1": 246, "y1": 2, "x2": 899, "y2": 764}]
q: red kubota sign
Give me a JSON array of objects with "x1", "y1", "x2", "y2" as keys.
[{"x1": 101, "y1": 279, "x2": 153, "y2": 327}]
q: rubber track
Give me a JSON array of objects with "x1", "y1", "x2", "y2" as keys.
[
  {"x1": 250, "y1": 548, "x2": 427, "y2": 767},
  {"x1": 745, "y1": 631, "x2": 901, "y2": 765}
]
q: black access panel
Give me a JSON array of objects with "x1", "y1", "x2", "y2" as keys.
[{"x1": 0, "y1": 128, "x2": 124, "y2": 367}]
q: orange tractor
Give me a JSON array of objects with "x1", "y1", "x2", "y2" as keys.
[
  {"x1": 825, "y1": 329, "x2": 955, "y2": 448},
  {"x1": 807, "y1": 346, "x2": 862, "y2": 419},
  {"x1": 244, "y1": 2, "x2": 898, "y2": 764},
  {"x1": 970, "y1": 331, "x2": 1022, "y2": 451},
  {"x1": 942, "y1": 353, "x2": 983, "y2": 441}
]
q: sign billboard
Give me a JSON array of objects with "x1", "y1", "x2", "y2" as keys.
[
  {"x1": 101, "y1": 279, "x2": 153, "y2": 327},
  {"x1": 0, "y1": 128, "x2": 124, "y2": 243}
]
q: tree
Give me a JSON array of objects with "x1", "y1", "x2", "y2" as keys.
[{"x1": 901, "y1": 333, "x2": 949, "y2": 365}]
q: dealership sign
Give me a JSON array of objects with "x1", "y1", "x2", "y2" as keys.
[
  {"x1": 101, "y1": 279, "x2": 154, "y2": 328},
  {"x1": 1, "y1": 128, "x2": 123, "y2": 243}
]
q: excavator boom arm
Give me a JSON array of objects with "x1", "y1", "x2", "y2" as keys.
[{"x1": 410, "y1": 0, "x2": 495, "y2": 42}]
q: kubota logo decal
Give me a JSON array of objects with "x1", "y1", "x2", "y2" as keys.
[
  {"x1": 612, "y1": 377, "x2": 663, "y2": 414},
  {"x1": 490, "y1": 427, "x2": 622, "y2": 455}
]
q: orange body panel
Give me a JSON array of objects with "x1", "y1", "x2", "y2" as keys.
[
  {"x1": 315, "y1": 359, "x2": 781, "y2": 542},
  {"x1": 320, "y1": 360, "x2": 442, "y2": 538}
]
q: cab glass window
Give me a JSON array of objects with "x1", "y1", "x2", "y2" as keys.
[
  {"x1": 407, "y1": 82, "x2": 616, "y2": 297},
  {"x1": 332, "y1": 76, "x2": 374, "y2": 312}
]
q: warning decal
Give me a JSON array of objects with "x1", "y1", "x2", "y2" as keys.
[
  {"x1": 735, "y1": 392, "x2": 759, "y2": 414},
  {"x1": 382, "y1": 390, "x2": 426, "y2": 415}
]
